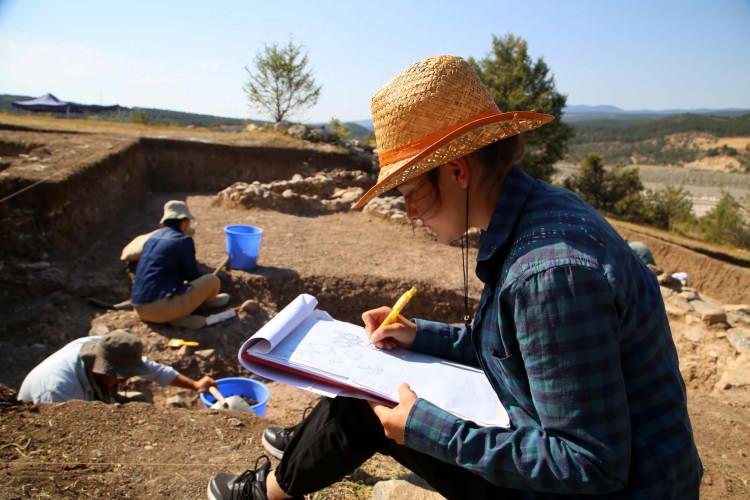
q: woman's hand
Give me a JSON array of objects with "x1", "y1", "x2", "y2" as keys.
[
  {"x1": 370, "y1": 383, "x2": 418, "y2": 444},
  {"x1": 362, "y1": 306, "x2": 417, "y2": 350}
]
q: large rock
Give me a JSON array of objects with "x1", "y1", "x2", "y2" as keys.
[
  {"x1": 664, "y1": 295, "x2": 694, "y2": 319},
  {"x1": 363, "y1": 196, "x2": 408, "y2": 223},
  {"x1": 727, "y1": 328, "x2": 750, "y2": 356},
  {"x1": 690, "y1": 300, "x2": 727, "y2": 326},
  {"x1": 286, "y1": 123, "x2": 310, "y2": 139},
  {"x1": 682, "y1": 324, "x2": 707, "y2": 343},
  {"x1": 715, "y1": 354, "x2": 750, "y2": 390},
  {"x1": 371, "y1": 479, "x2": 443, "y2": 500},
  {"x1": 724, "y1": 304, "x2": 750, "y2": 326}
]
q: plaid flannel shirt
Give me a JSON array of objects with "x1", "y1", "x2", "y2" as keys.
[{"x1": 405, "y1": 165, "x2": 702, "y2": 498}]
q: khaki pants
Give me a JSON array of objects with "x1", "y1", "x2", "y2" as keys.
[{"x1": 135, "y1": 274, "x2": 220, "y2": 323}]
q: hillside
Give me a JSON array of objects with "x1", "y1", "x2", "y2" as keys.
[{"x1": 568, "y1": 113, "x2": 750, "y2": 171}]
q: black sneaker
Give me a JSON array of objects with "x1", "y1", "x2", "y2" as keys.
[
  {"x1": 261, "y1": 406, "x2": 312, "y2": 459},
  {"x1": 207, "y1": 455, "x2": 270, "y2": 500}
]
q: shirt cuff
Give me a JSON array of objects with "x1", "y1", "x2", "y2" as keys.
[
  {"x1": 404, "y1": 398, "x2": 460, "y2": 463},
  {"x1": 410, "y1": 318, "x2": 455, "y2": 356}
]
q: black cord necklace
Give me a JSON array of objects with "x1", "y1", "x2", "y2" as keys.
[{"x1": 461, "y1": 188, "x2": 471, "y2": 333}]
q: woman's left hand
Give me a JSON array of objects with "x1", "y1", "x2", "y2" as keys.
[{"x1": 369, "y1": 383, "x2": 418, "y2": 444}]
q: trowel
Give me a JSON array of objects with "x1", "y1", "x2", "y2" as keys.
[{"x1": 208, "y1": 386, "x2": 254, "y2": 413}]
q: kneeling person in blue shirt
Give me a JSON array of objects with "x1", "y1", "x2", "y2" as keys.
[
  {"x1": 18, "y1": 330, "x2": 216, "y2": 404},
  {"x1": 131, "y1": 200, "x2": 230, "y2": 329}
]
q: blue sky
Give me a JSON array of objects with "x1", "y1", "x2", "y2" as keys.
[{"x1": 0, "y1": 0, "x2": 748, "y2": 122}]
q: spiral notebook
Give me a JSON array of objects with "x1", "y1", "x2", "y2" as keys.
[{"x1": 238, "y1": 294, "x2": 509, "y2": 427}]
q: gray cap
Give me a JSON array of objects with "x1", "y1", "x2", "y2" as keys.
[
  {"x1": 80, "y1": 330, "x2": 150, "y2": 379},
  {"x1": 160, "y1": 200, "x2": 195, "y2": 224}
]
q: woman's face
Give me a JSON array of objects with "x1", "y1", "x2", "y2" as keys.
[{"x1": 397, "y1": 163, "x2": 468, "y2": 244}]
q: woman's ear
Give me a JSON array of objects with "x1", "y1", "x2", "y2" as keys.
[{"x1": 450, "y1": 157, "x2": 471, "y2": 189}]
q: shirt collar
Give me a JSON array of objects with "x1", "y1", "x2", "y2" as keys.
[{"x1": 477, "y1": 165, "x2": 536, "y2": 264}]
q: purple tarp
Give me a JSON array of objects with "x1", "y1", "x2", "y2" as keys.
[{"x1": 12, "y1": 93, "x2": 120, "y2": 113}]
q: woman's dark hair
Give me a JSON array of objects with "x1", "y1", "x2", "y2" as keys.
[
  {"x1": 162, "y1": 218, "x2": 185, "y2": 230},
  {"x1": 424, "y1": 134, "x2": 525, "y2": 191},
  {"x1": 471, "y1": 134, "x2": 524, "y2": 172}
]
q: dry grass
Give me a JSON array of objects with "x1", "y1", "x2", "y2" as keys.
[{"x1": 0, "y1": 112, "x2": 346, "y2": 152}]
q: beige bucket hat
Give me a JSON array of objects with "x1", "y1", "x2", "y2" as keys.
[
  {"x1": 351, "y1": 55, "x2": 554, "y2": 209},
  {"x1": 80, "y1": 330, "x2": 150, "y2": 379},
  {"x1": 160, "y1": 200, "x2": 196, "y2": 224}
]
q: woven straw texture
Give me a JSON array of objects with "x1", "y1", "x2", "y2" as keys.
[{"x1": 353, "y1": 55, "x2": 552, "y2": 209}]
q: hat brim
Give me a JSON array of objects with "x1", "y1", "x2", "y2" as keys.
[
  {"x1": 351, "y1": 111, "x2": 553, "y2": 209},
  {"x1": 81, "y1": 341, "x2": 151, "y2": 379}
]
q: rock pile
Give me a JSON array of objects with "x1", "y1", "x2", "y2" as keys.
[
  {"x1": 657, "y1": 272, "x2": 750, "y2": 391},
  {"x1": 272, "y1": 121, "x2": 378, "y2": 171},
  {"x1": 216, "y1": 169, "x2": 374, "y2": 215},
  {"x1": 363, "y1": 196, "x2": 409, "y2": 224}
]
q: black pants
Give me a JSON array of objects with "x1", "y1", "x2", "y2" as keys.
[{"x1": 274, "y1": 397, "x2": 522, "y2": 499}]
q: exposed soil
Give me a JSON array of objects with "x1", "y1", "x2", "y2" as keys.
[{"x1": 1, "y1": 118, "x2": 749, "y2": 499}]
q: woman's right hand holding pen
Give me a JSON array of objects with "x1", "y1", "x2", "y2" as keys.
[{"x1": 362, "y1": 306, "x2": 417, "y2": 350}]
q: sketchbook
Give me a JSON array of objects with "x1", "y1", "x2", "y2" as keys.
[{"x1": 238, "y1": 294, "x2": 509, "y2": 427}]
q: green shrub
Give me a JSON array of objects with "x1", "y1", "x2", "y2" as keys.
[
  {"x1": 563, "y1": 154, "x2": 644, "y2": 214},
  {"x1": 699, "y1": 192, "x2": 750, "y2": 247},
  {"x1": 328, "y1": 118, "x2": 351, "y2": 141},
  {"x1": 130, "y1": 109, "x2": 150, "y2": 125},
  {"x1": 640, "y1": 185, "x2": 695, "y2": 230}
]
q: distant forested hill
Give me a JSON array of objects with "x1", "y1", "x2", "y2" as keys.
[
  {"x1": 568, "y1": 113, "x2": 750, "y2": 170},
  {"x1": 572, "y1": 113, "x2": 750, "y2": 143}
]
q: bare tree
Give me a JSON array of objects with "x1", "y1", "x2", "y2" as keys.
[{"x1": 243, "y1": 39, "x2": 322, "y2": 123}]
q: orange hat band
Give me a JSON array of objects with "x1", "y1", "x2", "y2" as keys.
[{"x1": 378, "y1": 107, "x2": 499, "y2": 167}]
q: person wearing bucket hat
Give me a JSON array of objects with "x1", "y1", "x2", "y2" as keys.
[
  {"x1": 131, "y1": 200, "x2": 231, "y2": 329},
  {"x1": 18, "y1": 330, "x2": 216, "y2": 404},
  {"x1": 208, "y1": 56, "x2": 700, "y2": 499}
]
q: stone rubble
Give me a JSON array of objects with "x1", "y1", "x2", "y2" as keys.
[
  {"x1": 654, "y1": 266, "x2": 750, "y2": 391},
  {"x1": 216, "y1": 169, "x2": 374, "y2": 215}
]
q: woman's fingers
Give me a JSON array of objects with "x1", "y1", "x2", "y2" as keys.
[
  {"x1": 371, "y1": 322, "x2": 415, "y2": 347},
  {"x1": 362, "y1": 306, "x2": 392, "y2": 336},
  {"x1": 363, "y1": 308, "x2": 416, "y2": 348}
]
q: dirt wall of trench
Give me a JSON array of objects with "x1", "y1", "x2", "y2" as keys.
[
  {"x1": 0, "y1": 139, "x2": 370, "y2": 261},
  {"x1": 616, "y1": 225, "x2": 750, "y2": 304},
  {"x1": 141, "y1": 138, "x2": 370, "y2": 192},
  {"x1": 0, "y1": 142, "x2": 148, "y2": 260}
]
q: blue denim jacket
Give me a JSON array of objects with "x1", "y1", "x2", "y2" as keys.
[
  {"x1": 131, "y1": 227, "x2": 201, "y2": 306},
  {"x1": 404, "y1": 166, "x2": 702, "y2": 498}
]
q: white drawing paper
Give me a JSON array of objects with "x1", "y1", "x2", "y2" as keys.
[{"x1": 239, "y1": 294, "x2": 510, "y2": 428}]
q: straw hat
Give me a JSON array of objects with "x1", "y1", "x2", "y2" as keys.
[{"x1": 351, "y1": 55, "x2": 554, "y2": 209}]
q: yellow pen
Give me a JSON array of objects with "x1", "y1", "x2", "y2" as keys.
[{"x1": 380, "y1": 286, "x2": 418, "y2": 328}]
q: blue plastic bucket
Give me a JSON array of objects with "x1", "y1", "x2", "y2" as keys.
[
  {"x1": 200, "y1": 377, "x2": 270, "y2": 417},
  {"x1": 224, "y1": 225, "x2": 264, "y2": 270}
]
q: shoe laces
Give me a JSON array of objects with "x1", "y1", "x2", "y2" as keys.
[
  {"x1": 283, "y1": 405, "x2": 314, "y2": 438},
  {"x1": 231, "y1": 455, "x2": 270, "y2": 500}
]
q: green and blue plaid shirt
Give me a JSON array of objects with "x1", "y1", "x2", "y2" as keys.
[{"x1": 405, "y1": 166, "x2": 702, "y2": 498}]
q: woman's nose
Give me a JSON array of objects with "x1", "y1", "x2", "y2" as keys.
[{"x1": 405, "y1": 202, "x2": 420, "y2": 221}]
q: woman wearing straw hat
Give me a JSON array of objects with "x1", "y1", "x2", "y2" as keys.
[{"x1": 208, "y1": 56, "x2": 701, "y2": 499}]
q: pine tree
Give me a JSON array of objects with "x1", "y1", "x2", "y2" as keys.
[{"x1": 469, "y1": 34, "x2": 573, "y2": 181}]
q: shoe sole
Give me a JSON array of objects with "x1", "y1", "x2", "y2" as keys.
[
  {"x1": 206, "y1": 482, "x2": 220, "y2": 500},
  {"x1": 261, "y1": 434, "x2": 285, "y2": 460}
]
